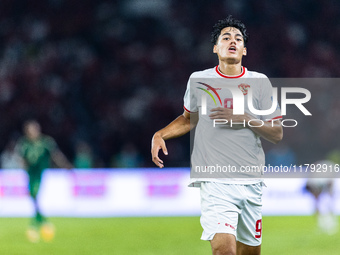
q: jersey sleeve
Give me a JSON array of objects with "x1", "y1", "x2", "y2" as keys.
[
  {"x1": 15, "y1": 138, "x2": 26, "y2": 158},
  {"x1": 183, "y1": 75, "x2": 198, "y2": 113},
  {"x1": 260, "y1": 77, "x2": 282, "y2": 121},
  {"x1": 45, "y1": 136, "x2": 58, "y2": 154}
]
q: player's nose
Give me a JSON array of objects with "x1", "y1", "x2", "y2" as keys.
[{"x1": 229, "y1": 39, "x2": 236, "y2": 45}]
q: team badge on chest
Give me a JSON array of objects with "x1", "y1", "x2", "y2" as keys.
[{"x1": 238, "y1": 83, "x2": 250, "y2": 95}]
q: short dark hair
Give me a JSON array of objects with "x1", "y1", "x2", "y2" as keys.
[{"x1": 211, "y1": 15, "x2": 248, "y2": 46}]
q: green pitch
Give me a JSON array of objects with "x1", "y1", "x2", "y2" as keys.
[{"x1": 0, "y1": 216, "x2": 339, "y2": 255}]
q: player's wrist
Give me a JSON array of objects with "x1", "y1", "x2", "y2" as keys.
[
  {"x1": 243, "y1": 113, "x2": 252, "y2": 126},
  {"x1": 153, "y1": 132, "x2": 164, "y2": 141}
]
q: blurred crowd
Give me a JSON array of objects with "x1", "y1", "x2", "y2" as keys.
[{"x1": 0, "y1": 0, "x2": 340, "y2": 168}]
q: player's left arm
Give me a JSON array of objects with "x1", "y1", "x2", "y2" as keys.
[
  {"x1": 209, "y1": 108, "x2": 283, "y2": 144},
  {"x1": 246, "y1": 117, "x2": 283, "y2": 144},
  {"x1": 51, "y1": 150, "x2": 73, "y2": 169},
  {"x1": 47, "y1": 137, "x2": 73, "y2": 169},
  {"x1": 248, "y1": 76, "x2": 283, "y2": 144}
]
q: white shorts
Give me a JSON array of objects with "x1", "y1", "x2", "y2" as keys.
[{"x1": 200, "y1": 182, "x2": 263, "y2": 246}]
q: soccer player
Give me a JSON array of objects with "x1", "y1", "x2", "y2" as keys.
[
  {"x1": 151, "y1": 16, "x2": 283, "y2": 255},
  {"x1": 17, "y1": 120, "x2": 73, "y2": 242}
]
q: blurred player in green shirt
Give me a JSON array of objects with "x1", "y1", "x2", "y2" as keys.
[{"x1": 17, "y1": 120, "x2": 73, "y2": 242}]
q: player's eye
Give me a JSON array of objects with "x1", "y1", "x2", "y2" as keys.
[
  {"x1": 236, "y1": 38, "x2": 242, "y2": 41},
  {"x1": 224, "y1": 37, "x2": 230, "y2": 40}
]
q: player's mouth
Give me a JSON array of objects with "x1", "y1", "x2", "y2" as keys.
[{"x1": 228, "y1": 46, "x2": 236, "y2": 53}]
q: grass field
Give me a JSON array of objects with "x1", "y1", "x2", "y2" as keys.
[{"x1": 0, "y1": 216, "x2": 339, "y2": 255}]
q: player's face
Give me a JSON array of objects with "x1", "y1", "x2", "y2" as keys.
[
  {"x1": 213, "y1": 27, "x2": 247, "y2": 64},
  {"x1": 25, "y1": 122, "x2": 41, "y2": 140}
]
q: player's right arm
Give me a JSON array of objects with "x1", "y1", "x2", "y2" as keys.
[
  {"x1": 14, "y1": 139, "x2": 28, "y2": 170},
  {"x1": 151, "y1": 110, "x2": 197, "y2": 168}
]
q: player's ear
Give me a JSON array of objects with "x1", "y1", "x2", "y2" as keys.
[
  {"x1": 243, "y1": 47, "x2": 247, "y2": 56},
  {"x1": 213, "y1": 44, "x2": 218, "y2": 53}
]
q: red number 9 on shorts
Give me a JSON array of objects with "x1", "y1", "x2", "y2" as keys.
[{"x1": 255, "y1": 219, "x2": 262, "y2": 238}]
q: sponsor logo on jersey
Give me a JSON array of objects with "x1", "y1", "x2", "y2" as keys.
[
  {"x1": 207, "y1": 87, "x2": 222, "y2": 91},
  {"x1": 196, "y1": 82, "x2": 222, "y2": 106}
]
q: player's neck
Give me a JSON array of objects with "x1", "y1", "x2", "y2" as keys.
[
  {"x1": 218, "y1": 62, "x2": 243, "y2": 76},
  {"x1": 28, "y1": 135, "x2": 40, "y2": 141}
]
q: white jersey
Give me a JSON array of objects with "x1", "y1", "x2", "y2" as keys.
[{"x1": 183, "y1": 66, "x2": 282, "y2": 186}]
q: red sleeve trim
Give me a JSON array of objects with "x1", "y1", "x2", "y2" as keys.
[
  {"x1": 183, "y1": 106, "x2": 198, "y2": 113},
  {"x1": 215, "y1": 66, "x2": 246, "y2": 78},
  {"x1": 266, "y1": 116, "x2": 283, "y2": 122}
]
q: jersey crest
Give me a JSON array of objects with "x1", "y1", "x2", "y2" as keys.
[{"x1": 238, "y1": 83, "x2": 250, "y2": 95}]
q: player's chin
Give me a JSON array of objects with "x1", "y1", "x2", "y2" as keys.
[{"x1": 220, "y1": 55, "x2": 240, "y2": 63}]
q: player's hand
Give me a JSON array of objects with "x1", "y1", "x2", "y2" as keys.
[
  {"x1": 209, "y1": 107, "x2": 249, "y2": 123},
  {"x1": 151, "y1": 133, "x2": 168, "y2": 168}
]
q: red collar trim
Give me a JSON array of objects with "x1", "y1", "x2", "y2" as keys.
[{"x1": 215, "y1": 66, "x2": 246, "y2": 78}]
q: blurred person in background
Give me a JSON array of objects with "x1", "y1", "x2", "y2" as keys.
[
  {"x1": 73, "y1": 140, "x2": 93, "y2": 169},
  {"x1": 17, "y1": 120, "x2": 73, "y2": 242},
  {"x1": 112, "y1": 142, "x2": 143, "y2": 168},
  {"x1": 0, "y1": 137, "x2": 24, "y2": 169},
  {"x1": 305, "y1": 158, "x2": 339, "y2": 235}
]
